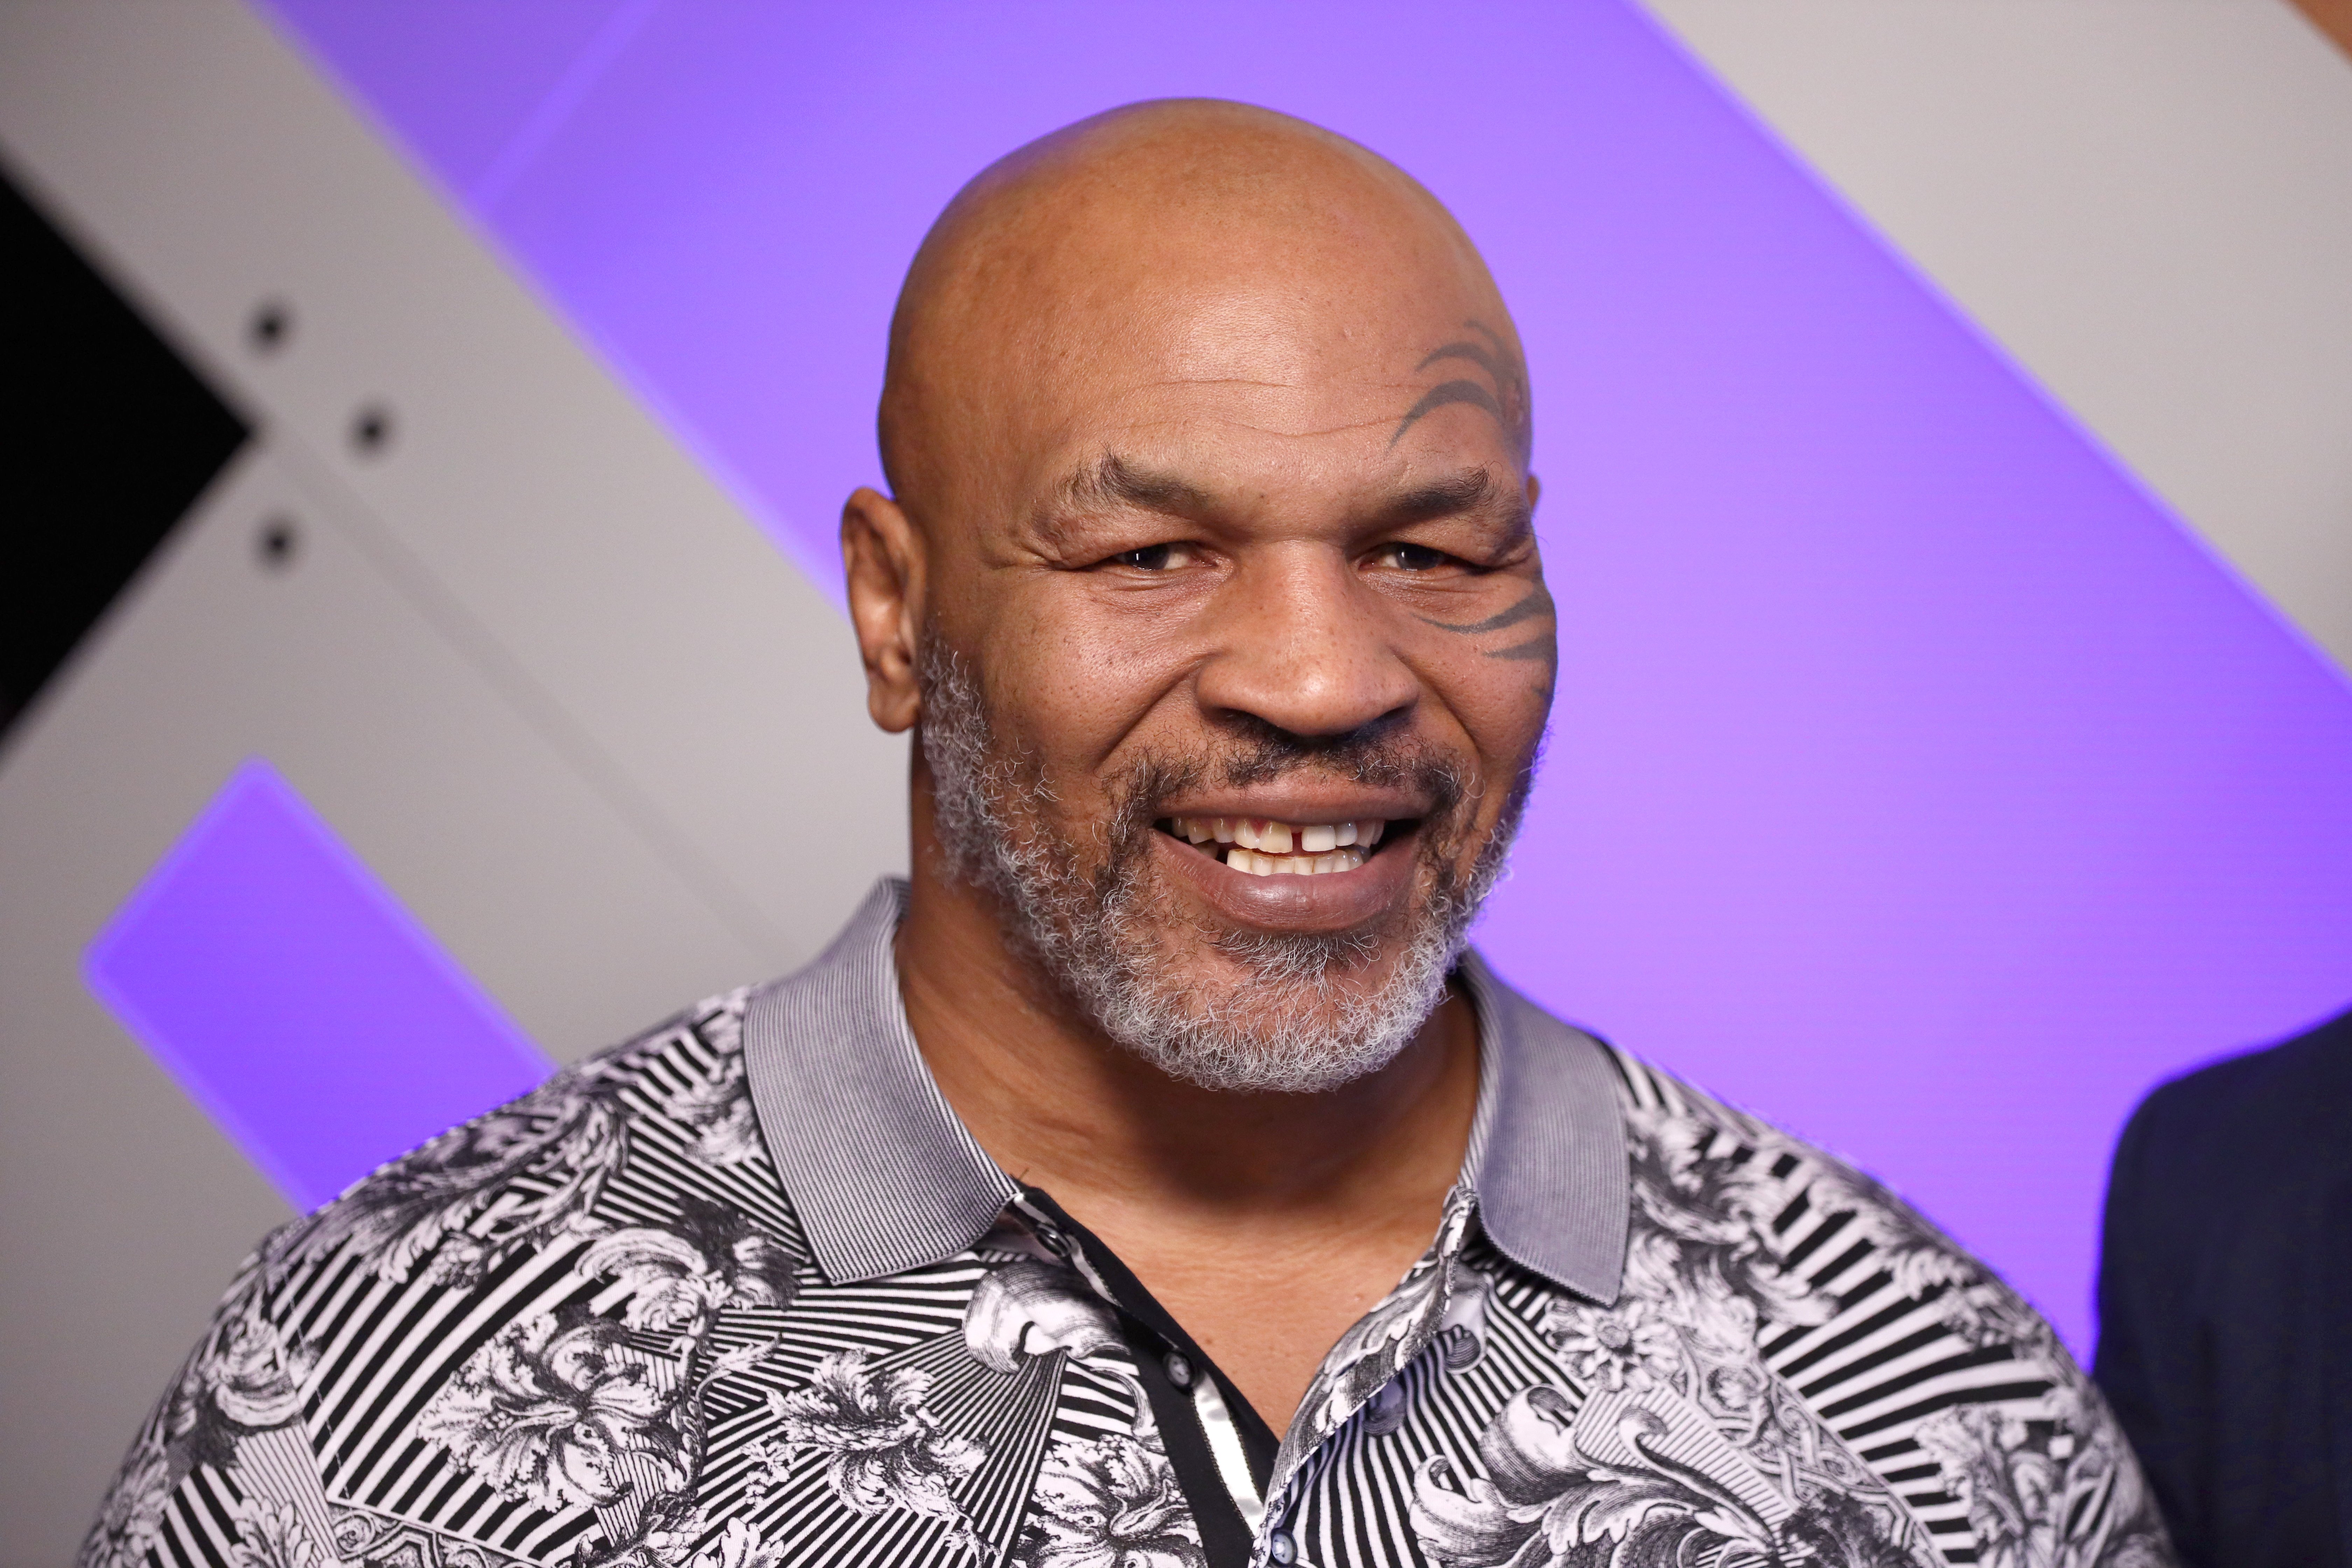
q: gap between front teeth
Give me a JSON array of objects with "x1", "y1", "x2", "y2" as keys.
[{"x1": 1166, "y1": 817, "x2": 1385, "y2": 875}]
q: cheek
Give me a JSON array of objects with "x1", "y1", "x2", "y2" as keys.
[
  {"x1": 1428, "y1": 636, "x2": 1554, "y2": 786},
  {"x1": 987, "y1": 602, "x2": 1192, "y2": 772}
]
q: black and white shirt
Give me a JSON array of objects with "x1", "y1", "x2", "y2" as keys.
[{"x1": 86, "y1": 879, "x2": 2173, "y2": 1568}]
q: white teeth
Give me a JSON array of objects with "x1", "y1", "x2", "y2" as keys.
[
  {"x1": 1223, "y1": 846, "x2": 1365, "y2": 877},
  {"x1": 1165, "y1": 816, "x2": 1387, "y2": 874}
]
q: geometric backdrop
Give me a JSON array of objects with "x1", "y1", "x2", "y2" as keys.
[
  {"x1": 87, "y1": 759, "x2": 549, "y2": 1212},
  {"x1": 4, "y1": 5, "x2": 2351, "y2": 1560},
  {"x1": 252, "y1": 0, "x2": 2352, "y2": 1356}
]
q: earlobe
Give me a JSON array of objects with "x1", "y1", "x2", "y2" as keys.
[{"x1": 841, "y1": 486, "x2": 926, "y2": 734}]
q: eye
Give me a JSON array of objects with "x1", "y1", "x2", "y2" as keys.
[
  {"x1": 1372, "y1": 541, "x2": 1456, "y2": 573},
  {"x1": 1107, "y1": 542, "x2": 1197, "y2": 572}
]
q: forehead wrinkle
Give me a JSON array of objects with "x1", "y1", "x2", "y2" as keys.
[
  {"x1": 1108, "y1": 411, "x2": 1409, "y2": 445},
  {"x1": 1134, "y1": 377, "x2": 1306, "y2": 392}
]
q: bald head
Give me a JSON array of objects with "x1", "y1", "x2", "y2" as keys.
[{"x1": 877, "y1": 100, "x2": 1529, "y2": 527}]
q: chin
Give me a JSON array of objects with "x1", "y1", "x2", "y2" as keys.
[{"x1": 1078, "y1": 900, "x2": 1460, "y2": 1097}]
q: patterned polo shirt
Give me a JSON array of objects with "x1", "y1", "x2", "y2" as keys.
[{"x1": 86, "y1": 878, "x2": 2173, "y2": 1568}]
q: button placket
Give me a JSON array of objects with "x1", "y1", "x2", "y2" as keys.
[{"x1": 1253, "y1": 1458, "x2": 1315, "y2": 1568}]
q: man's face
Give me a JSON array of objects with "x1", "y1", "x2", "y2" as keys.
[{"x1": 907, "y1": 244, "x2": 1553, "y2": 1092}]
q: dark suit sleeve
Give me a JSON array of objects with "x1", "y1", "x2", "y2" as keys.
[
  {"x1": 2094, "y1": 1019, "x2": 2352, "y2": 1568},
  {"x1": 2095, "y1": 1084, "x2": 2210, "y2": 1565}
]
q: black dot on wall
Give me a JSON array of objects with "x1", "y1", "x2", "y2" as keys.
[
  {"x1": 256, "y1": 517, "x2": 299, "y2": 570},
  {"x1": 247, "y1": 299, "x2": 292, "y2": 354},
  {"x1": 349, "y1": 403, "x2": 393, "y2": 457}
]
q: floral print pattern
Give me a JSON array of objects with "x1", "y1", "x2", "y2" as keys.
[
  {"x1": 1914, "y1": 1389, "x2": 2170, "y2": 1568},
  {"x1": 1539, "y1": 1300, "x2": 1680, "y2": 1394},
  {"x1": 268, "y1": 1054, "x2": 634, "y2": 1288},
  {"x1": 418, "y1": 1308, "x2": 687, "y2": 1514},
  {"x1": 79, "y1": 1268, "x2": 314, "y2": 1568},
  {"x1": 667, "y1": 991, "x2": 766, "y2": 1168},
  {"x1": 687, "y1": 1520, "x2": 789, "y2": 1568},
  {"x1": 582, "y1": 1194, "x2": 800, "y2": 1333},
  {"x1": 227, "y1": 1500, "x2": 333, "y2": 1568},
  {"x1": 85, "y1": 933, "x2": 2174, "y2": 1568},
  {"x1": 1407, "y1": 1084, "x2": 2172, "y2": 1568},
  {"x1": 963, "y1": 1260, "x2": 1127, "y2": 1374},
  {"x1": 765, "y1": 1350, "x2": 988, "y2": 1556},
  {"x1": 1413, "y1": 1384, "x2": 1917, "y2": 1568},
  {"x1": 1015, "y1": 1434, "x2": 1204, "y2": 1568}
]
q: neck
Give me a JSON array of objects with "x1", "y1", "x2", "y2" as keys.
[{"x1": 893, "y1": 824, "x2": 1480, "y2": 1253}]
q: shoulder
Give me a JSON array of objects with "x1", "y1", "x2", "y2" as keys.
[
  {"x1": 268, "y1": 984, "x2": 768, "y2": 1284},
  {"x1": 2117, "y1": 1006, "x2": 2352, "y2": 1222},
  {"x1": 86, "y1": 985, "x2": 805, "y2": 1567},
  {"x1": 1597, "y1": 1043, "x2": 2045, "y2": 1353},
  {"x1": 80, "y1": 1245, "x2": 311, "y2": 1568},
  {"x1": 2135, "y1": 1006, "x2": 2352, "y2": 1166},
  {"x1": 1583, "y1": 1042, "x2": 2178, "y2": 1567}
]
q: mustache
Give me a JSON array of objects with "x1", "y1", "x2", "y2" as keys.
[
  {"x1": 1216, "y1": 713, "x2": 1429, "y2": 792},
  {"x1": 1109, "y1": 728, "x2": 1474, "y2": 839}
]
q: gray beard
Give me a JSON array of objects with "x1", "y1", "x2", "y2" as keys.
[{"x1": 917, "y1": 641, "x2": 1525, "y2": 1094}]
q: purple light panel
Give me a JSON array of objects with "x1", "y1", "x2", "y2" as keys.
[
  {"x1": 87, "y1": 760, "x2": 551, "y2": 1212},
  {"x1": 256, "y1": 0, "x2": 2352, "y2": 1348}
]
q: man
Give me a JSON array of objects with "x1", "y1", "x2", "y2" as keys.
[
  {"x1": 2095, "y1": 1006, "x2": 2352, "y2": 1568},
  {"x1": 87, "y1": 101, "x2": 2171, "y2": 1568}
]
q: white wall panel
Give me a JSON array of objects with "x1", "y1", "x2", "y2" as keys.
[
  {"x1": 0, "y1": 3, "x2": 903, "y2": 1556},
  {"x1": 0, "y1": 0, "x2": 906, "y2": 971},
  {"x1": 1644, "y1": 0, "x2": 2352, "y2": 674}
]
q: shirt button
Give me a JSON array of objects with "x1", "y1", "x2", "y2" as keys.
[
  {"x1": 1267, "y1": 1529, "x2": 1297, "y2": 1565},
  {"x1": 1031, "y1": 1222, "x2": 1067, "y2": 1255},
  {"x1": 1163, "y1": 1351, "x2": 1194, "y2": 1390}
]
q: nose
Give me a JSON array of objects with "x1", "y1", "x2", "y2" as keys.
[{"x1": 1192, "y1": 547, "x2": 1419, "y2": 739}]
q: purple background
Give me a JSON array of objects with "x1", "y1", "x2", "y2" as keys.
[
  {"x1": 87, "y1": 760, "x2": 551, "y2": 1212},
  {"x1": 247, "y1": 0, "x2": 2352, "y2": 1350}
]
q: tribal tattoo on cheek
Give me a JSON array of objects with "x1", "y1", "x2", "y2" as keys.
[
  {"x1": 1393, "y1": 320, "x2": 1554, "y2": 699},
  {"x1": 1420, "y1": 582, "x2": 1558, "y2": 702}
]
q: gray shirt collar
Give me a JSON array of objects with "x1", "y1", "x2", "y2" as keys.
[{"x1": 743, "y1": 877, "x2": 1626, "y2": 1303}]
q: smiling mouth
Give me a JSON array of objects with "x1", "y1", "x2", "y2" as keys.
[{"x1": 1156, "y1": 816, "x2": 1411, "y2": 877}]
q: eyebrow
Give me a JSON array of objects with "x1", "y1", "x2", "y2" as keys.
[
  {"x1": 1045, "y1": 452, "x2": 1527, "y2": 542},
  {"x1": 1373, "y1": 468, "x2": 1536, "y2": 552},
  {"x1": 1379, "y1": 469, "x2": 1494, "y2": 525},
  {"x1": 1056, "y1": 453, "x2": 1217, "y2": 518}
]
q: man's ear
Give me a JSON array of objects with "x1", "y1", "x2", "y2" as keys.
[{"x1": 841, "y1": 486, "x2": 926, "y2": 733}]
